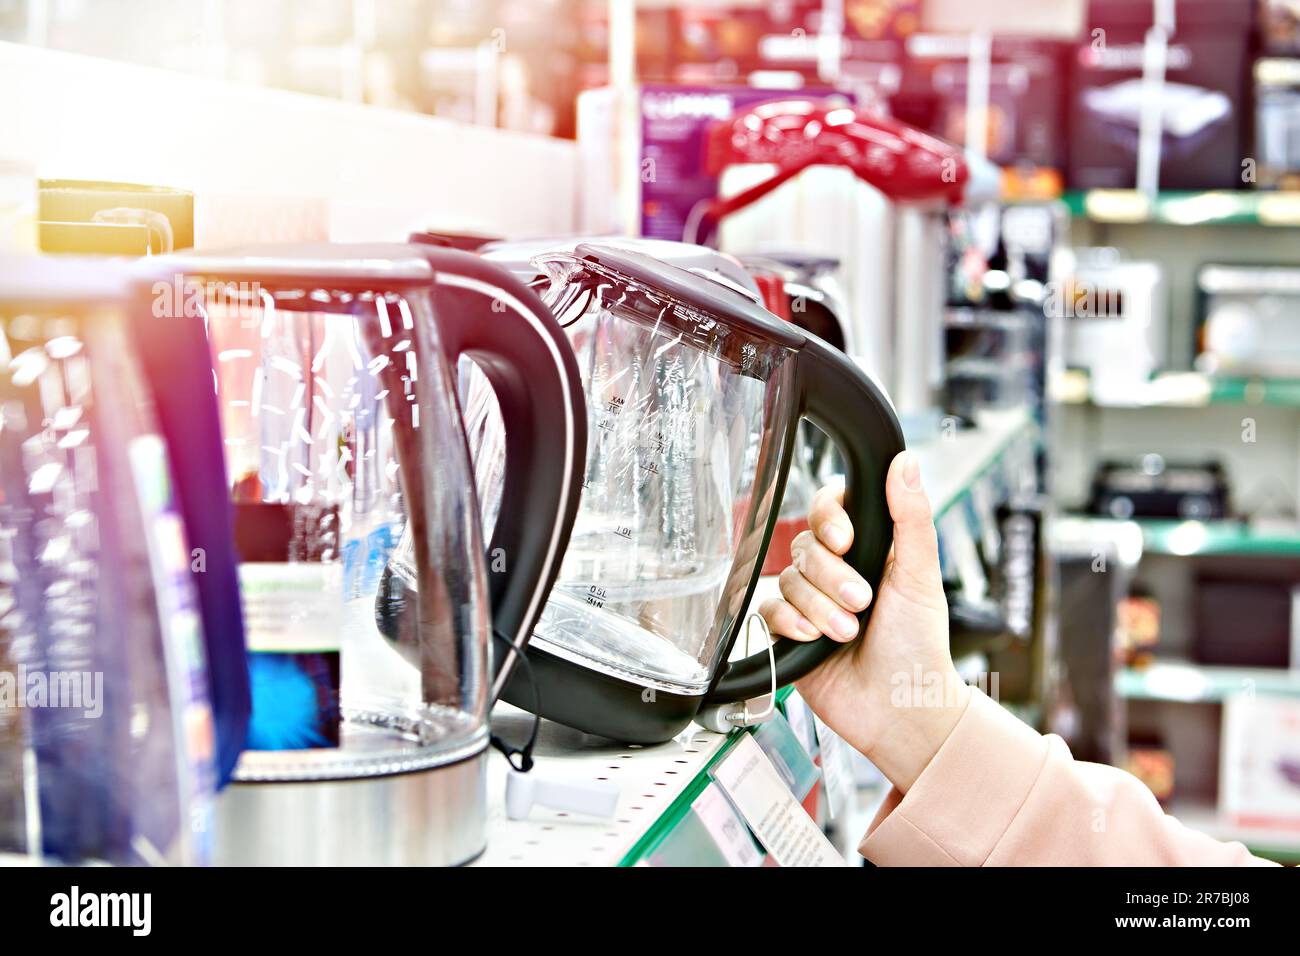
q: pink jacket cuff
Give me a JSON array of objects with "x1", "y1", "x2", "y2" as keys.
[{"x1": 859, "y1": 688, "x2": 1272, "y2": 867}]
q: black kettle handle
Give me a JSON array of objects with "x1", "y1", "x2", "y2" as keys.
[
  {"x1": 417, "y1": 247, "x2": 588, "y2": 700},
  {"x1": 709, "y1": 334, "x2": 904, "y2": 702}
]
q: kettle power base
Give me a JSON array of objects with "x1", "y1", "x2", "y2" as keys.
[
  {"x1": 216, "y1": 704, "x2": 491, "y2": 865},
  {"x1": 502, "y1": 641, "x2": 708, "y2": 745},
  {"x1": 213, "y1": 748, "x2": 488, "y2": 866}
]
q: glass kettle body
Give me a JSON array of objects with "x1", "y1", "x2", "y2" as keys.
[
  {"x1": 0, "y1": 261, "x2": 216, "y2": 865},
  {"x1": 158, "y1": 245, "x2": 583, "y2": 865},
  {"x1": 495, "y1": 244, "x2": 905, "y2": 744}
]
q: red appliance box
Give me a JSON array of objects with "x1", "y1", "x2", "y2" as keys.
[
  {"x1": 891, "y1": 34, "x2": 1070, "y2": 174},
  {"x1": 1067, "y1": 0, "x2": 1256, "y2": 191}
]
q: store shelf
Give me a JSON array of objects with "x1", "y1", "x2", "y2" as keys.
[
  {"x1": 1063, "y1": 189, "x2": 1300, "y2": 227},
  {"x1": 1137, "y1": 519, "x2": 1300, "y2": 558},
  {"x1": 1169, "y1": 801, "x2": 1300, "y2": 864},
  {"x1": 1052, "y1": 369, "x2": 1300, "y2": 409},
  {"x1": 0, "y1": 41, "x2": 578, "y2": 241},
  {"x1": 477, "y1": 705, "x2": 735, "y2": 867},
  {"x1": 1118, "y1": 662, "x2": 1300, "y2": 704},
  {"x1": 915, "y1": 407, "x2": 1038, "y2": 522},
  {"x1": 1063, "y1": 515, "x2": 1300, "y2": 560}
]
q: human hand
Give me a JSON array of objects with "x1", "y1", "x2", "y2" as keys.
[{"x1": 759, "y1": 450, "x2": 969, "y2": 792}]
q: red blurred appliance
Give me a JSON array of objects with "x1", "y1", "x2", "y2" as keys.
[{"x1": 689, "y1": 100, "x2": 969, "y2": 245}]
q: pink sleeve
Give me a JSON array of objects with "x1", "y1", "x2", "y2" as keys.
[{"x1": 860, "y1": 689, "x2": 1276, "y2": 867}]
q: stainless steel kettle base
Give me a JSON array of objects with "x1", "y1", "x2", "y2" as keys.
[{"x1": 213, "y1": 750, "x2": 487, "y2": 866}]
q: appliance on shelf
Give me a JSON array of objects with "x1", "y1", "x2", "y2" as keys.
[
  {"x1": 1067, "y1": 0, "x2": 1254, "y2": 191},
  {"x1": 1062, "y1": 253, "x2": 1166, "y2": 406},
  {"x1": 1196, "y1": 264, "x2": 1300, "y2": 378},
  {"x1": 1087, "y1": 456, "x2": 1230, "y2": 521},
  {"x1": 474, "y1": 242, "x2": 903, "y2": 743},
  {"x1": 1254, "y1": 58, "x2": 1300, "y2": 190},
  {"x1": 1221, "y1": 692, "x2": 1300, "y2": 833},
  {"x1": 891, "y1": 34, "x2": 1069, "y2": 184},
  {"x1": 149, "y1": 244, "x2": 585, "y2": 865},
  {"x1": 38, "y1": 180, "x2": 193, "y2": 255},
  {"x1": 1262, "y1": 0, "x2": 1300, "y2": 56},
  {"x1": 1125, "y1": 741, "x2": 1176, "y2": 804},
  {"x1": 0, "y1": 257, "x2": 237, "y2": 864},
  {"x1": 573, "y1": 84, "x2": 850, "y2": 243},
  {"x1": 1196, "y1": 574, "x2": 1294, "y2": 669}
]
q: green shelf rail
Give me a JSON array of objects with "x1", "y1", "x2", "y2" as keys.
[{"x1": 1063, "y1": 189, "x2": 1300, "y2": 227}]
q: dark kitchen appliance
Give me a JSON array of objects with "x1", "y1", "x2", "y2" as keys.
[{"x1": 1088, "y1": 456, "x2": 1230, "y2": 521}]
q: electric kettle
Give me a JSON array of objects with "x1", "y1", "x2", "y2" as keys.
[
  {"x1": 0, "y1": 257, "x2": 225, "y2": 864},
  {"x1": 498, "y1": 243, "x2": 905, "y2": 743},
  {"x1": 152, "y1": 244, "x2": 584, "y2": 865}
]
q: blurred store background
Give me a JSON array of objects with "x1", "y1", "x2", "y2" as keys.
[{"x1": 2, "y1": 0, "x2": 1299, "y2": 866}]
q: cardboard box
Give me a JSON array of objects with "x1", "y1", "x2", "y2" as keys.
[
  {"x1": 1068, "y1": 1, "x2": 1255, "y2": 190},
  {"x1": 1221, "y1": 692, "x2": 1300, "y2": 833}
]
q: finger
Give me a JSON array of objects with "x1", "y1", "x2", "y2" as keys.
[
  {"x1": 883, "y1": 450, "x2": 944, "y2": 601},
  {"x1": 778, "y1": 565, "x2": 861, "y2": 642},
  {"x1": 790, "y1": 529, "x2": 873, "y2": 612},
  {"x1": 808, "y1": 482, "x2": 852, "y2": 555},
  {"x1": 758, "y1": 597, "x2": 822, "y2": 642}
]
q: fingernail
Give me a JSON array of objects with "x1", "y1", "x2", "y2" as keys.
[
  {"x1": 795, "y1": 615, "x2": 820, "y2": 639},
  {"x1": 829, "y1": 610, "x2": 859, "y2": 641},
  {"x1": 901, "y1": 450, "x2": 922, "y2": 492},
  {"x1": 839, "y1": 579, "x2": 871, "y2": 611},
  {"x1": 820, "y1": 521, "x2": 850, "y2": 552}
]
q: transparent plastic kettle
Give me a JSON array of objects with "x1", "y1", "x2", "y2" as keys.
[
  {"x1": 156, "y1": 245, "x2": 583, "y2": 864},
  {"x1": 496, "y1": 244, "x2": 905, "y2": 743},
  {"x1": 0, "y1": 258, "x2": 226, "y2": 864}
]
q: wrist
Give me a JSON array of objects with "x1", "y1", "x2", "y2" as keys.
[{"x1": 863, "y1": 668, "x2": 971, "y2": 793}]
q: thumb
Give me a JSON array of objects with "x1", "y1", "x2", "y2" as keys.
[{"x1": 883, "y1": 450, "x2": 944, "y2": 605}]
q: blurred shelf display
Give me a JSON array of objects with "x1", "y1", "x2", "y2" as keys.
[
  {"x1": 1137, "y1": 519, "x2": 1300, "y2": 558},
  {"x1": 1052, "y1": 369, "x2": 1300, "y2": 409},
  {"x1": 1170, "y1": 801, "x2": 1300, "y2": 865},
  {"x1": 1064, "y1": 515, "x2": 1300, "y2": 559},
  {"x1": 1118, "y1": 662, "x2": 1300, "y2": 703},
  {"x1": 1063, "y1": 189, "x2": 1300, "y2": 227},
  {"x1": 914, "y1": 407, "x2": 1038, "y2": 522}
]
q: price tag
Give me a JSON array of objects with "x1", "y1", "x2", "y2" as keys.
[
  {"x1": 968, "y1": 476, "x2": 1002, "y2": 566},
  {"x1": 709, "y1": 734, "x2": 845, "y2": 867},
  {"x1": 939, "y1": 507, "x2": 988, "y2": 604},
  {"x1": 781, "y1": 689, "x2": 819, "y2": 758},
  {"x1": 751, "y1": 710, "x2": 821, "y2": 801},
  {"x1": 813, "y1": 716, "x2": 856, "y2": 821},
  {"x1": 691, "y1": 784, "x2": 764, "y2": 867}
]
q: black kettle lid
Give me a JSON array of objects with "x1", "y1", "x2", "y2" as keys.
[{"x1": 573, "y1": 243, "x2": 804, "y2": 350}]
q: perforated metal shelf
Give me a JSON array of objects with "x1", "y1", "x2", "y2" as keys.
[{"x1": 475, "y1": 705, "x2": 732, "y2": 866}]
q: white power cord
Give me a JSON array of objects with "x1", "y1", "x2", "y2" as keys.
[{"x1": 695, "y1": 613, "x2": 778, "y2": 733}]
